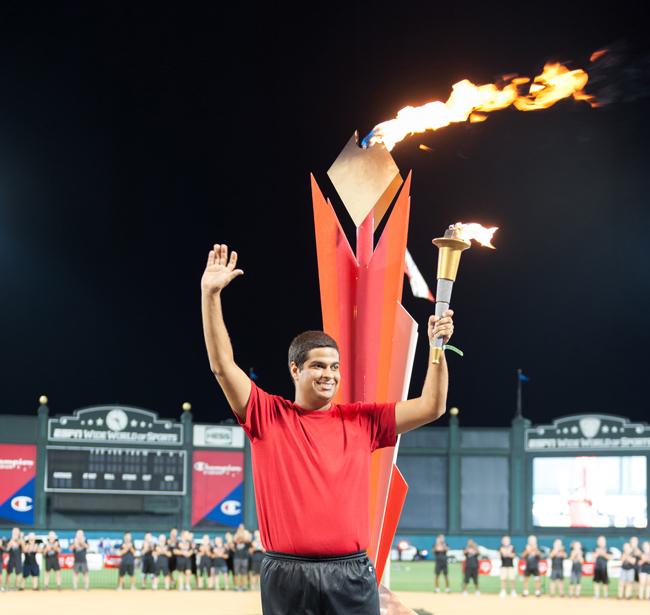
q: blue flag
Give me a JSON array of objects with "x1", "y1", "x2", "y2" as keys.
[{"x1": 519, "y1": 373, "x2": 530, "y2": 382}]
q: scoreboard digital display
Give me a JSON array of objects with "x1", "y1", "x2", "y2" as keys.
[{"x1": 45, "y1": 447, "x2": 186, "y2": 495}]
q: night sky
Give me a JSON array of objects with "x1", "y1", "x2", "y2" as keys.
[{"x1": 1, "y1": 1, "x2": 649, "y2": 428}]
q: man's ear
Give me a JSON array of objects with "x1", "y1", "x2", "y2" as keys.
[{"x1": 289, "y1": 362, "x2": 300, "y2": 382}]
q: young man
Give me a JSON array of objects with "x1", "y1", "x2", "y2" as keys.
[
  {"x1": 173, "y1": 530, "x2": 194, "y2": 591},
  {"x1": 499, "y1": 536, "x2": 516, "y2": 598},
  {"x1": 153, "y1": 534, "x2": 172, "y2": 591},
  {"x1": 201, "y1": 244, "x2": 453, "y2": 615},
  {"x1": 619, "y1": 543, "x2": 637, "y2": 600},
  {"x1": 432, "y1": 534, "x2": 450, "y2": 593},
  {"x1": 21, "y1": 533, "x2": 41, "y2": 590},
  {"x1": 232, "y1": 525, "x2": 250, "y2": 591},
  {"x1": 521, "y1": 535, "x2": 542, "y2": 597},
  {"x1": 211, "y1": 536, "x2": 229, "y2": 591},
  {"x1": 593, "y1": 535, "x2": 612, "y2": 599},
  {"x1": 167, "y1": 528, "x2": 179, "y2": 589},
  {"x1": 462, "y1": 539, "x2": 480, "y2": 596},
  {"x1": 117, "y1": 532, "x2": 137, "y2": 590},
  {"x1": 197, "y1": 535, "x2": 214, "y2": 590},
  {"x1": 43, "y1": 531, "x2": 62, "y2": 591}
]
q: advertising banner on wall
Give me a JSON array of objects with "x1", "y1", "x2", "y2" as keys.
[
  {"x1": 0, "y1": 444, "x2": 37, "y2": 525},
  {"x1": 191, "y1": 451, "x2": 244, "y2": 527}
]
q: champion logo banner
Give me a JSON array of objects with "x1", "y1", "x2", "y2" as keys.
[
  {"x1": 191, "y1": 451, "x2": 244, "y2": 527},
  {"x1": 0, "y1": 444, "x2": 37, "y2": 525}
]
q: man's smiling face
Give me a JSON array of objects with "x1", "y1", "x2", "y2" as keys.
[{"x1": 291, "y1": 347, "x2": 341, "y2": 410}]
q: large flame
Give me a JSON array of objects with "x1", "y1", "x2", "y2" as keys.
[
  {"x1": 452, "y1": 222, "x2": 498, "y2": 248},
  {"x1": 363, "y1": 62, "x2": 596, "y2": 150}
]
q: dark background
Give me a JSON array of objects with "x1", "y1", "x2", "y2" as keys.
[{"x1": 1, "y1": 1, "x2": 649, "y2": 427}]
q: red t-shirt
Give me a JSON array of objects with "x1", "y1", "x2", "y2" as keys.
[{"x1": 235, "y1": 382, "x2": 397, "y2": 556}]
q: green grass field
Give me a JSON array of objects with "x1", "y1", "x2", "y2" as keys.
[
  {"x1": 3, "y1": 561, "x2": 621, "y2": 595},
  {"x1": 389, "y1": 561, "x2": 619, "y2": 595}
]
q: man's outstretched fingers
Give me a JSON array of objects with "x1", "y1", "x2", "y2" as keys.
[
  {"x1": 228, "y1": 251, "x2": 238, "y2": 270},
  {"x1": 207, "y1": 250, "x2": 215, "y2": 268},
  {"x1": 220, "y1": 244, "x2": 228, "y2": 264}
]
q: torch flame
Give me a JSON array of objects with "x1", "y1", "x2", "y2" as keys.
[
  {"x1": 363, "y1": 62, "x2": 596, "y2": 150},
  {"x1": 452, "y1": 222, "x2": 498, "y2": 248}
]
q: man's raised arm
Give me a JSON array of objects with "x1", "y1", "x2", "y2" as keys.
[
  {"x1": 201, "y1": 244, "x2": 251, "y2": 421},
  {"x1": 394, "y1": 310, "x2": 454, "y2": 435}
]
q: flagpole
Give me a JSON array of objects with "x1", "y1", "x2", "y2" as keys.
[{"x1": 516, "y1": 369, "x2": 523, "y2": 417}]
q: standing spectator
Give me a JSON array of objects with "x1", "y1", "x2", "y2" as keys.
[
  {"x1": 70, "y1": 530, "x2": 90, "y2": 591},
  {"x1": 140, "y1": 532, "x2": 156, "y2": 589},
  {"x1": 521, "y1": 535, "x2": 542, "y2": 597},
  {"x1": 197, "y1": 534, "x2": 213, "y2": 590},
  {"x1": 43, "y1": 531, "x2": 62, "y2": 591},
  {"x1": 224, "y1": 531, "x2": 235, "y2": 590},
  {"x1": 173, "y1": 530, "x2": 193, "y2": 591},
  {"x1": 3, "y1": 528, "x2": 25, "y2": 591},
  {"x1": 249, "y1": 530, "x2": 266, "y2": 591},
  {"x1": 638, "y1": 540, "x2": 650, "y2": 601},
  {"x1": 432, "y1": 534, "x2": 450, "y2": 594},
  {"x1": 462, "y1": 539, "x2": 480, "y2": 596},
  {"x1": 619, "y1": 543, "x2": 637, "y2": 600},
  {"x1": 549, "y1": 539, "x2": 567, "y2": 597},
  {"x1": 630, "y1": 536, "x2": 642, "y2": 598},
  {"x1": 117, "y1": 532, "x2": 137, "y2": 590},
  {"x1": 499, "y1": 535, "x2": 516, "y2": 598},
  {"x1": 568, "y1": 541, "x2": 584, "y2": 598},
  {"x1": 153, "y1": 534, "x2": 171, "y2": 591},
  {"x1": 212, "y1": 536, "x2": 229, "y2": 591},
  {"x1": 592, "y1": 535, "x2": 612, "y2": 600},
  {"x1": 232, "y1": 526, "x2": 250, "y2": 591},
  {"x1": 21, "y1": 533, "x2": 41, "y2": 590},
  {"x1": 168, "y1": 528, "x2": 179, "y2": 589}
]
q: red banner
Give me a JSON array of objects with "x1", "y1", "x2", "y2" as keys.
[
  {"x1": 191, "y1": 451, "x2": 244, "y2": 527},
  {"x1": 0, "y1": 444, "x2": 37, "y2": 525},
  {"x1": 518, "y1": 558, "x2": 549, "y2": 575},
  {"x1": 103, "y1": 555, "x2": 122, "y2": 569}
]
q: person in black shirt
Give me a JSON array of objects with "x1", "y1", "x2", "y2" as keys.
[
  {"x1": 619, "y1": 542, "x2": 637, "y2": 600},
  {"x1": 249, "y1": 530, "x2": 266, "y2": 592},
  {"x1": 432, "y1": 534, "x2": 450, "y2": 594},
  {"x1": 153, "y1": 534, "x2": 172, "y2": 591},
  {"x1": 568, "y1": 541, "x2": 584, "y2": 598},
  {"x1": 168, "y1": 528, "x2": 179, "y2": 589},
  {"x1": 43, "y1": 531, "x2": 62, "y2": 591},
  {"x1": 499, "y1": 535, "x2": 516, "y2": 598},
  {"x1": 638, "y1": 540, "x2": 650, "y2": 601},
  {"x1": 521, "y1": 535, "x2": 542, "y2": 597},
  {"x1": 224, "y1": 531, "x2": 235, "y2": 590},
  {"x1": 174, "y1": 530, "x2": 194, "y2": 591},
  {"x1": 232, "y1": 526, "x2": 250, "y2": 591},
  {"x1": 3, "y1": 528, "x2": 25, "y2": 591},
  {"x1": 117, "y1": 532, "x2": 137, "y2": 590},
  {"x1": 462, "y1": 539, "x2": 480, "y2": 596},
  {"x1": 212, "y1": 536, "x2": 229, "y2": 591},
  {"x1": 21, "y1": 532, "x2": 41, "y2": 590},
  {"x1": 549, "y1": 539, "x2": 567, "y2": 597},
  {"x1": 630, "y1": 536, "x2": 642, "y2": 599},
  {"x1": 70, "y1": 529, "x2": 90, "y2": 591},
  {"x1": 189, "y1": 532, "x2": 199, "y2": 587},
  {"x1": 593, "y1": 535, "x2": 612, "y2": 599},
  {"x1": 140, "y1": 532, "x2": 156, "y2": 589},
  {"x1": 197, "y1": 534, "x2": 214, "y2": 590}
]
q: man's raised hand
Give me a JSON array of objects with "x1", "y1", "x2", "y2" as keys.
[{"x1": 201, "y1": 244, "x2": 244, "y2": 295}]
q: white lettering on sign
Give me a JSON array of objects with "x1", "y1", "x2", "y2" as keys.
[
  {"x1": 122, "y1": 474, "x2": 137, "y2": 481},
  {"x1": 82, "y1": 473, "x2": 97, "y2": 480},
  {"x1": 104, "y1": 473, "x2": 116, "y2": 480},
  {"x1": 53, "y1": 472, "x2": 72, "y2": 479},
  {"x1": 193, "y1": 462, "x2": 242, "y2": 477},
  {"x1": 142, "y1": 474, "x2": 152, "y2": 481},
  {"x1": 164, "y1": 475, "x2": 175, "y2": 482},
  {"x1": 0, "y1": 458, "x2": 35, "y2": 470}
]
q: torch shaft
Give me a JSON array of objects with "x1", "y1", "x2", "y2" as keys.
[{"x1": 431, "y1": 278, "x2": 454, "y2": 351}]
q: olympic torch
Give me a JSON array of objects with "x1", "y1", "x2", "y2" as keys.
[{"x1": 430, "y1": 222, "x2": 498, "y2": 364}]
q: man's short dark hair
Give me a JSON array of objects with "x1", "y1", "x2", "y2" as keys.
[{"x1": 288, "y1": 331, "x2": 339, "y2": 371}]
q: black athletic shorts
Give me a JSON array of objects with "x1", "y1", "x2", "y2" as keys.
[
  {"x1": 524, "y1": 564, "x2": 540, "y2": 577},
  {"x1": 464, "y1": 567, "x2": 478, "y2": 584},
  {"x1": 156, "y1": 560, "x2": 170, "y2": 576},
  {"x1": 593, "y1": 567, "x2": 609, "y2": 584},
  {"x1": 23, "y1": 564, "x2": 39, "y2": 578},
  {"x1": 198, "y1": 556, "x2": 212, "y2": 574},
  {"x1": 45, "y1": 556, "x2": 60, "y2": 572},
  {"x1": 551, "y1": 569, "x2": 563, "y2": 580},
  {"x1": 176, "y1": 556, "x2": 191, "y2": 572},
  {"x1": 261, "y1": 550, "x2": 379, "y2": 615},
  {"x1": 119, "y1": 561, "x2": 135, "y2": 577},
  {"x1": 435, "y1": 560, "x2": 448, "y2": 575},
  {"x1": 6, "y1": 559, "x2": 22, "y2": 575},
  {"x1": 142, "y1": 558, "x2": 156, "y2": 575}
]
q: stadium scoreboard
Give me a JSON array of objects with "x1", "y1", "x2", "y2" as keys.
[{"x1": 45, "y1": 446, "x2": 186, "y2": 495}]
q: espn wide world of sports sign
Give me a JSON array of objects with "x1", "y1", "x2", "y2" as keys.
[{"x1": 525, "y1": 415, "x2": 650, "y2": 451}]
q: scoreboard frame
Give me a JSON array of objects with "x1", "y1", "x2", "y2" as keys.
[{"x1": 44, "y1": 446, "x2": 187, "y2": 495}]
